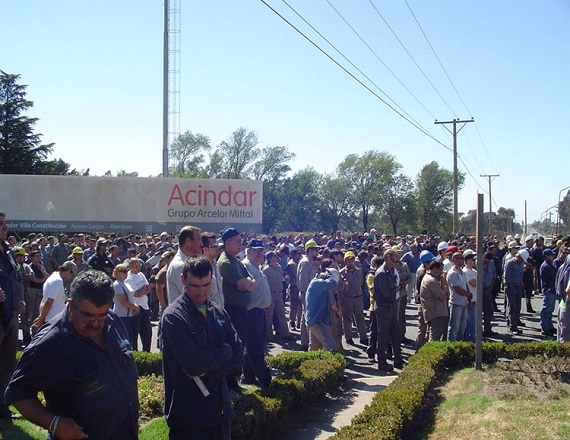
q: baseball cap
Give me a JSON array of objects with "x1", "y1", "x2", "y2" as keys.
[
  {"x1": 247, "y1": 239, "x2": 264, "y2": 249},
  {"x1": 221, "y1": 228, "x2": 240, "y2": 242}
]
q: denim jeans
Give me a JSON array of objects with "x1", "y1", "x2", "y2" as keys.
[
  {"x1": 243, "y1": 307, "x2": 271, "y2": 388},
  {"x1": 463, "y1": 303, "x2": 476, "y2": 342},
  {"x1": 540, "y1": 291, "x2": 559, "y2": 332},
  {"x1": 448, "y1": 303, "x2": 468, "y2": 342}
]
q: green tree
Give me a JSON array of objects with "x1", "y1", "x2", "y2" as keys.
[
  {"x1": 337, "y1": 150, "x2": 401, "y2": 232},
  {"x1": 380, "y1": 175, "x2": 417, "y2": 235},
  {"x1": 251, "y1": 145, "x2": 295, "y2": 181},
  {"x1": 0, "y1": 70, "x2": 71, "y2": 174},
  {"x1": 317, "y1": 174, "x2": 358, "y2": 233},
  {"x1": 216, "y1": 127, "x2": 259, "y2": 178},
  {"x1": 168, "y1": 130, "x2": 211, "y2": 177},
  {"x1": 253, "y1": 146, "x2": 296, "y2": 233},
  {"x1": 559, "y1": 190, "x2": 570, "y2": 233},
  {"x1": 281, "y1": 168, "x2": 322, "y2": 232},
  {"x1": 416, "y1": 161, "x2": 464, "y2": 234}
]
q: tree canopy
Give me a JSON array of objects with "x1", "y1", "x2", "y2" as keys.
[{"x1": 0, "y1": 70, "x2": 73, "y2": 175}]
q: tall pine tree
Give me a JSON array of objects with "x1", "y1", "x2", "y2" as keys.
[{"x1": 0, "y1": 70, "x2": 56, "y2": 174}]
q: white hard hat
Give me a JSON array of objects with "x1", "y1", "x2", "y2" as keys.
[
  {"x1": 327, "y1": 268, "x2": 341, "y2": 283},
  {"x1": 437, "y1": 241, "x2": 449, "y2": 252},
  {"x1": 517, "y1": 249, "x2": 529, "y2": 262}
]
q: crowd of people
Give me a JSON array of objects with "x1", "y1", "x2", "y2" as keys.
[{"x1": 1, "y1": 210, "x2": 570, "y2": 438}]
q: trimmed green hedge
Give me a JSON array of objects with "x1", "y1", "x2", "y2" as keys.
[
  {"x1": 333, "y1": 341, "x2": 570, "y2": 440},
  {"x1": 232, "y1": 351, "x2": 347, "y2": 439}
]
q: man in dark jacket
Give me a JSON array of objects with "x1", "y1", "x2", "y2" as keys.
[{"x1": 161, "y1": 255, "x2": 243, "y2": 440}]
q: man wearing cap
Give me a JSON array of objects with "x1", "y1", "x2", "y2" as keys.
[
  {"x1": 33, "y1": 261, "x2": 77, "y2": 330},
  {"x1": 415, "y1": 250, "x2": 439, "y2": 350},
  {"x1": 443, "y1": 245, "x2": 458, "y2": 273},
  {"x1": 503, "y1": 249, "x2": 527, "y2": 335},
  {"x1": 0, "y1": 211, "x2": 25, "y2": 420},
  {"x1": 69, "y1": 247, "x2": 89, "y2": 275},
  {"x1": 420, "y1": 260, "x2": 449, "y2": 342},
  {"x1": 241, "y1": 239, "x2": 272, "y2": 388},
  {"x1": 263, "y1": 251, "x2": 295, "y2": 341},
  {"x1": 218, "y1": 228, "x2": 255, "y2": 395},
  {"x1": 374, "y1": 249, "x2": 405, "y2": 372},
  {"x1": 87, "y1": 239, "x2": 113, "y2": 276},
  {"x1": 539, "y1": 248, "x2": 558, "y2": 336},
  {"x1": 167, "y1": 226, "x2": 202, "y2": 304},
  {"x1": 339, "y1": 251, "x2": 368, "y2": 345},
  {"x1": 435, "y1": 241, "x2": 448, "y2": 262},
  {"x1": 297, "y1": 240, "x2": 319, "y2": 351},
  {"x1": 447, "y1": 252, "x2": 471, "y2": 342},
  {"x1": 286, "y1": 248, "x2": 302, "y2": 330}
]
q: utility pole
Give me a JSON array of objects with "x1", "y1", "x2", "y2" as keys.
[
  {"x1": 434, "y1": 118, "x2": 474, "y2": 235},
  {"x1": 480, "y1": 174, "x2": 499, "y2": 235}
]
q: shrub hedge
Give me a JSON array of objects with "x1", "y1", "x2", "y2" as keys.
[{"x1": 333, "y1": 341, "x2": 570, "y2": 440}]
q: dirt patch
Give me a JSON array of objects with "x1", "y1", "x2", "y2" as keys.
[{"x1": 484, "y1": 356, "x2": 570, "y2": 400}]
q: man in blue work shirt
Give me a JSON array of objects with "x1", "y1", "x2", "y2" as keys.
[{"x1": 5, "y1": 270, "x2": 139, "y2": 439}]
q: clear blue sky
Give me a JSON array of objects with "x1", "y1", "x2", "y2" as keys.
[{"x1": 2, "y1": 1, "x2": 569, "y2": 227}]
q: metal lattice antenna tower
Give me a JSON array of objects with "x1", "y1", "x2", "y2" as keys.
[{"x1": 162, "y1": 0, "x2": 181, "y2": 177}]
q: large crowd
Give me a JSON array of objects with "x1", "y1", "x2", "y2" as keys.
[{"x1": 1, "y1": 211, "x2": 570, "y2": 438}]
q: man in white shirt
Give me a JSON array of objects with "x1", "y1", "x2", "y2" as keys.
[
  {"x1": 167, "y1": 226, "x2": 202, "y2": 303},
  {"x1": 126, "y1": 258, "x2": 151, "y2": 351},
  {"x1": 33, "y1": 261, "x2": 76, "y2": 329},
  {"x1": 447, "y1": 252, "x2": 471, "y2": 342}
]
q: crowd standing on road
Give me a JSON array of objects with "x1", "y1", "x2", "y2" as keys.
[{"x1": 1, "y1": 210, "x2": 570, "y2": 438}]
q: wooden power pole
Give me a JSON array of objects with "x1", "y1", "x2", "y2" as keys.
[{"x1": 434, "y1": 118, "x2": 474, "y2": 235}]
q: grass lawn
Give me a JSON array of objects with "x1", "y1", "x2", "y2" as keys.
[{"x1": 427, "y1": 357, "x2": 570, "y2": 440}]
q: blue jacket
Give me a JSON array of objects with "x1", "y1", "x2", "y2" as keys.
[
  {"x1": 161, "y1": 293, "x2": 244, "y2": 429},
  {"x1": 305, "y1": 274, "x2": 337, "y2": 326}
]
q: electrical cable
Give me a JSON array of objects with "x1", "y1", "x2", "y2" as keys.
[
  {"x1": 323, "y1": 0, "x2": 439, "y2": 121},
  {"x1": 367, "y1": 0, "x2": 457, "y2": 117},
  {"x1": 259, "y1": 0, "x2": 452, "y2": 151}
]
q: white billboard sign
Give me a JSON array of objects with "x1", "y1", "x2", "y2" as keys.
[{"x1": 0, "y1": 175, "x2": 263, "y2": 234}]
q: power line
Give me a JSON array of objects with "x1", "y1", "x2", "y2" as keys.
[
  {"x1": 323, "y1": 0, "x2": 439, "y2": 120},
  {"x1": 278, "y1": 0, "x2": 431, "y2": 136},
  {"x1": 367, "y1": 0, "x2": 457, "y2": 116},
  {"x1": 403, "y1": 0, "x2": 500, "y2": 176},
  {"x1": 259, "y1": 0, "x2": 452, "y2": 151}
]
